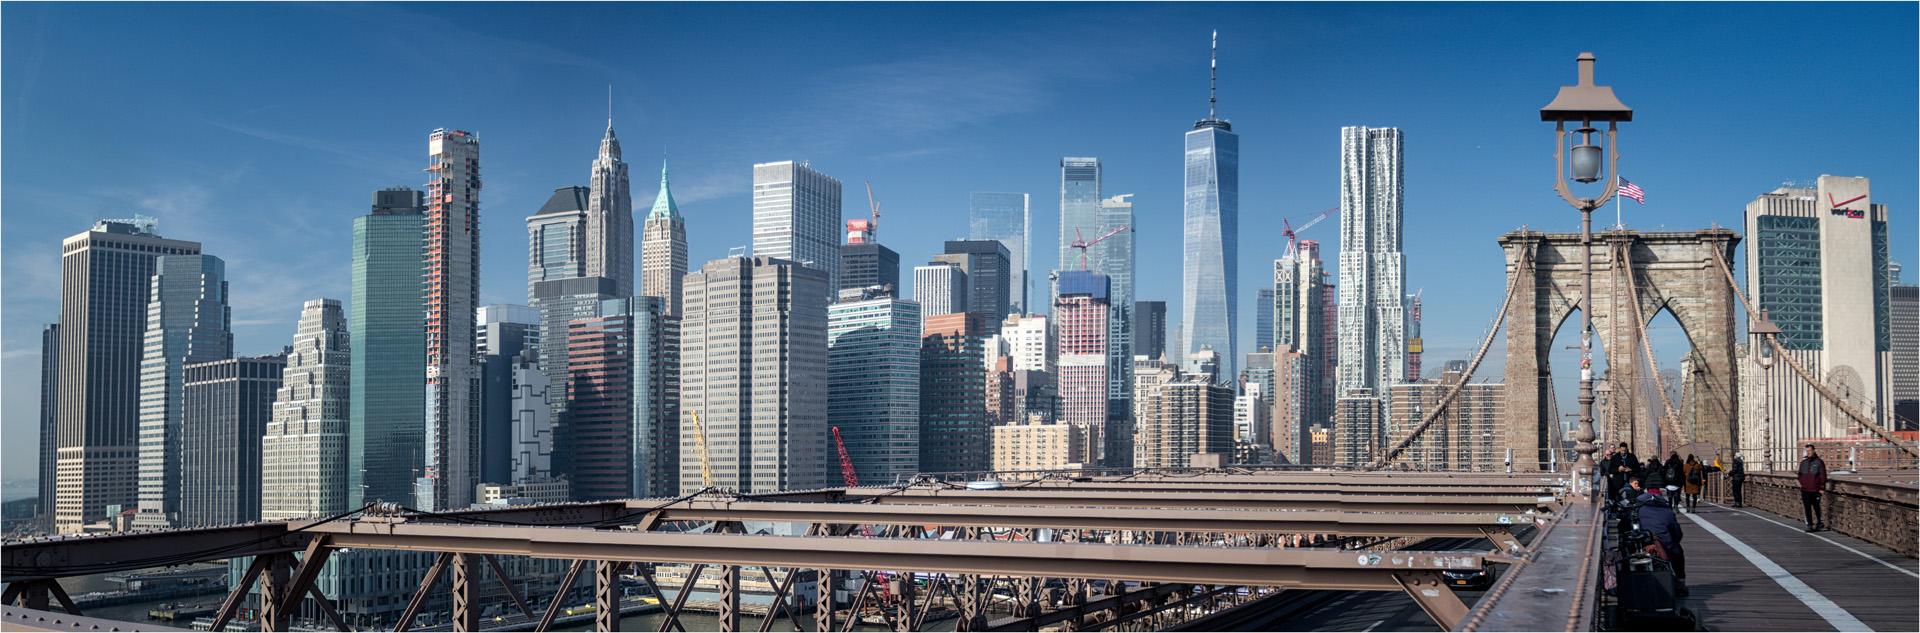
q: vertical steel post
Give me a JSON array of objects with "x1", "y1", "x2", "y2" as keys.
[
  {"x1": 892, "y1": 571, "x2": 915, "y2": 633},
  {"x1": 260, "y1": 553, "x2": 291, "y2": 632},
  {"x1": 452, "y1": 553, "x2": 480, "y2": 632},
  {"x1": 596, "y1": 560, "x2": 619, "y2": 633},
  {"x1": 816, "y1": 568, "x2": 838, "y2": 633},
  {"x1": 718, "y1": 565, "x2": 741, "y2": 632}
]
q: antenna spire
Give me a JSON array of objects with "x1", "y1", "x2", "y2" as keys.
[
  {"x1": 1209, "y1": 30, "x2": 1217, "y2": 119},
  {"x1": 607, "y1": 85, "x2": 613, "y2": 128}
]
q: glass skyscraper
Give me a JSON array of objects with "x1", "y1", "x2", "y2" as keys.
[
  {"x1": 828, "y1": 296, "x2": 922, "y2": 483},
  {"x1": 968, "y1": 192, "x2": 1029, "y2": 314},
  {"x1": 526, "y1": 186, "x2": 589, "y2": 300},
  {"x1": 349, "y1": 188, "x2": 427, "y2": 509},
  {"x1": 134, "y1": 254, "x2": 232, "y2": 529},
  {"x1": 1058, "y1": 158, "x2": 1101, "y2": 277},
  {"x1": 1182, "y1": 103, "x2": 1239, "y2": 383}
]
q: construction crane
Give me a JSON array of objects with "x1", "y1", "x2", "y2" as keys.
[
  {"x1": 1282, "y1": 207, "x2": 1337, "y2": 258},
  {"x1": 832, "y1": 427, "x2": 859, "y2": 487},
  {"x1": 690, "y1": 412, "x2": 714, "y2": 488},
  {"x1": 830, "y1": 426, "x2": 899, "y2": 621},
  {"x1": 1066, "y1": 226, "x2": 1128, "y2": 271}
]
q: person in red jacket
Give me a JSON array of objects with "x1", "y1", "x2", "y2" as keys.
[{"x1": 1798, "y1": 444, "x2": 1829, "y2": 532}]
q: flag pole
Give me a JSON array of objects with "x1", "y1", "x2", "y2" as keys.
[{"x1": 1615, "y1": 176, "x2": 1623, "y2": 229}]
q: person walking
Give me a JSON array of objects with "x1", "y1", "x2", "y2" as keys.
[
  {"x1": 1682, "y1": 454, "x2": 1705, "y2": 511},
  {"x1": 1662, "y1": 453, "x2": 1685, "y2": 511},
  {"x1": 1642, "y1": 457, "x2": 1668, "y2": 494},
  {"x1": 1798, "y1": 444, "x2": 1829, "y2": 532},
  {"x1": 1728, "y1": 453, "x2": 1747, "y2": 507},
  {"x1": 1635, "y1": 490, "x2": 1688, "y2": 596}
]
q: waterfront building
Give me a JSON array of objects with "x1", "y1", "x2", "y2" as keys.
[
  {"x1": 752, "y1": 161, "x2": 843, "y2": 292},
  {"x1": 179, "y1": 354, "x2": 285, "y2": 526},
  {"x1": 420, "y1": 128, "x2": 483, "y2": 512},
  {"x1": 969, "y1": 192, "x2": 1030, "y2": 314},
  {"x1": 828, "y1": 294, "x2": 922, "y2": 484},
  {"x1": 133, "y1": 254, "x2": 232, "y2": 529},
  {"x1": 350, "y1": 187, "x2": 426, "y2": 510},
  {"x1": 262, "y1": 299, "x2": 350, "y2": 521},
  {"x1": 642, "y1": 161, "x2": 688, "y2": 315}
]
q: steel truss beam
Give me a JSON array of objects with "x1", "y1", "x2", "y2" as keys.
[{"x1": 838, "y1": 488, "x2": 1557, "y2": 513}]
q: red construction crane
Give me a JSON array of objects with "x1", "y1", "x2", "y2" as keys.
[
  {"x1": 831, "y1": 426, "x2": 898, "y2": 621},
  {"x1": 832, "y1": 427, "x2": 859, "y2": 487},
  {"x1": 1067, "y1": 226, "x2": 1128, "y2": 271},
  {"x1": 1282, "y1": 207, "x2": 1337, "y2": 258}
]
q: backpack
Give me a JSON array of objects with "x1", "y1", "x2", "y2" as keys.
[
  {"x1": 1664, "y1": 464, "x2": 1679, "y2": 482},
  {"x1": 1686, "y1": 467, "x2": 1703, "y2": 485}
]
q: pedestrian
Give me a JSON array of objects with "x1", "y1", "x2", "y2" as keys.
[
  {"x1": 1617, "y1": 476, "x2": 1647, "y2": 537},
  {"x1": 1635, "y1": 490, "x2": 1688, "y2": 596},
  {"x1": 1642, "y1": 457, "x2": 1668, "y2": 493},
  {"x1": 1798, "y1": 444, "x2": 1829, "y2": 532},
  {"x1": 1729, "y1": 453, "x2": 1747, "y2": 507},
  {"x1": 1663, "y1": 452, "x2": 1685, "y2": 510},
  {"x1": 1604, "y1": 446, "x2": 1630, "y2": 500},
  {"x1": 1683, "y1": 454, "x2": 1705, "y2": 511}
]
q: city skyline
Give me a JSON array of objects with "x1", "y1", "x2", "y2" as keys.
[{"x1": 4, "y1": 2, "x2": 1918, "y2": 480}]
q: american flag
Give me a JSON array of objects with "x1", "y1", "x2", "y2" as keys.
[{"x1": 1618, "y1": 178, "x2": 1646, "y2": 204}]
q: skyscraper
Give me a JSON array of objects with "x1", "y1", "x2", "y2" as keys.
[
  {"x1": 1054, "y1": 270, "x2": 1112, "y2": 465},
  {"x1": 531, "y1": 277, "x2": 619, "y2": 415},
  {"x1": 921, "y1": 313, "x2": 991, "y2": 473},
  {"x1": 1255, "y1": 288, "x2": 1276, "y2": 354},
  {"x1": 421, "y1": 128, "x2": 483, "y2": 511},
  {"x1": 828, "y1": 294, "x2": 922, "y2": 484},
  {"x1": 1096, "y1": 195, "x2": 1136, "y2": 441},
  {"x1": 1275, "y1": 240, "x2": 1331, "y2": 433},
  {"x1": 913, "y1": 263, "x2": 967, "y2": 320},
  {"x1": 587, "y1": 121, "x2": 635, "y2": 297},
  {"x1": 263, "y1": 299, "x2": 350, "y2": 521},
  {"x1": 350, "y1": 188, "x2": 426, "y2": 510},
  {"x1": 752, "y1": 161, "x2": 843, "y2": 292},
  {"x1": 526, "y1": 186, "x2": 589, "y2": 300},
  {"x1": 1743, "y1": 176, "x2": 1894, "y2": 451},
  {"x1": 562, "y1": 297, "x2": 679, "y2": 500},
  {"x1": 1336, "y1": 126, "x2": 1406, "y2": 410},
  {"x1": 969, "y1": 192, "x2": 1030, "y2": 314},
  {"x1": 134, "y1": 254, "x2": 232, "y2": 529},
  {"x1": 642, "y1": 161, "x2": 688, "y2": 315},
  {"x1": 54, "y1": 216, "x2": 201, "y2": 533},
  {"x1": 179, "y1": 354, "x2": 285, "y2": 527},
  {"x1": 1059, "y1": 158, "x2": 1101, "y2": 278},
  {"x1": 1406, "y1": 293, "x2": 1423, "y2": 382},
  {"x1": 840, "y1": 217, "x2": 899, "y2": 298},
  {"x1": 38, "y1": 323, "x2": 58, "y2": 530},
  {"x1": 933, "y1": 239, "x2": 1012, "y2": 331},
  {"x1": 1134, "y1": 301, "x2": 1167, "y2": 361},
  {"x1": 680, "y1": 257, "x2": 831, "y2": 494},
  {"x1": 478, "y1": 305, "x2": 539, "y2": 486},
  {"x1": 1001, "y1": 314, "x2": 1056, "y2": 375},
  {"x1": 1182, "y1": 33, "x2": 1240, "y2": 380}
]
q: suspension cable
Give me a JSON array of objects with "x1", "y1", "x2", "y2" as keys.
[
  {"x1": 1705, "y1": 246, "x2": 1917, "y2": 459},
  {"x1": 1617, "y1": 241, "x2": 1688, "y2": 446}
]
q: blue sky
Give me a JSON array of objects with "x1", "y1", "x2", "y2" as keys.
[{"x1": 4, "y1": 2, "x2": 1915, "y2": 479}]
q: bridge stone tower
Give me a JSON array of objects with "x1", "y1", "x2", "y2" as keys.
[{"x1": 1500, "y1": 228, "x2": 1740, "y2": 469}]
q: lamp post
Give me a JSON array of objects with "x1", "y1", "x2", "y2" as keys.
[
  {"x1": 1541, "y1": 53, "x2": 1633, "y2": 492},
  {"x1": 1751, "y1": 309, "x2": 1782, "y2": 471}
]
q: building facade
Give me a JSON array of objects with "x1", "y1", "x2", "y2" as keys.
[
  {"x1": 1894, "y1": 280, "x2": 1917, "y2": 430},
  {"x1": 563, "y1": 297, "x2": 679, "y2": 501},
  {"x1": 1058, "y1": 158, "x2": 1102, "y2": 282},
  {"x1": 1336, "y1": 127, "x2": 1407, "y2": 407},
  {"x1": 969, "y1": 192, "x2": 1030, "y2": 314},
  {"x1": 509, "y1": 352, "x2": 555, "y2": 481},
  {"x1": 38, "y1": 323, "x2": 58, "y2": 530},
  {"x1": 262, "y1": 300, "x2": 350, "y2": 521},
  {"x1": 1054, "y1": 271, "x2": 1112, "y2": 465},
  {"x1": 421, "y1": 128, "x2": 483, "y2": 512},
  {"x1": 752, "y1": 161, "x2": 843, "y2": 292},
  {"x1": 912, "y1": 263, "x2": 967, "y2": 322},
  {"x1": 525, "y1": 186, "x2": 589, "y2": 300},
  {"x1": 1096, "y1": 195, "x2": 1136, "y2": 450},
  {"x1": 478, "y1": 304, "x2": 539, "y2": 487},
  {"x1": 642, "y1": 161, "x2": 688, "y2": 315},
  {"x1": 840, "y1": 241, "x2": 900, "y2": 299},
  {"x1": 921, "y1": 313, "x2": 991, "y2": 474},
  {"x1": 680, "y1": 257, "x2": 831, "y2": 494},
  {"x1": 828, "y1": 296, "x2": 922, "y2": 484},
  {"x1": 134, "y1": 254, "x2": 232, "y2": 529},
  {"x1": 992, "y1": 418, "x2": 1088, "y2": 472},
  {"x1": 933, "y1": 240, "x2": 1013, "y2": 333},
  {"x1": 179, "y1": 354, "x2": 285, "y2": 527},
  {"x1": 350, "y1": 188, "x2": 426, "y2": 510},
  {"x1": 1386, "y1": 370, "x2": 1505, "y2": 471},
  {"x1": 586, "y1": 122, "x2": 635, "y2": 298},
  {"x1": 1134, "y1": 300, "x2": 1167, "y2": 361},
  {"x1": 1743, "y1": 176, "x2": 1894, "y2": 451},
  {"x1": 531, "y1": 276, "x2": 619, "y2": 414},
  {"x1": 1183, "y1": 100, "x2": 1239, "y2": 380},
  {"x1": 54, "y1": 217, "x2": 202, "y2": 533},
  {"x1": 1274, "y1": 240, "x2": 1332, "y2": 435},
  {"x1": 1140, "y1": 374, "x2": 1236, "y2": 469},
  {"x1": 1335, "y1": 389, "x2": 1383, "y2": 466}
]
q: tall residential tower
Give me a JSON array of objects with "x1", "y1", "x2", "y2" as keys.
[{"x1": 420, "y1": 128, "x2": 483, "y2": 511}]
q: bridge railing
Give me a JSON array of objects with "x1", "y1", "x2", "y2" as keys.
[{"x1": 1704, "y1": 470, "x2": 1917, "y2": 558}]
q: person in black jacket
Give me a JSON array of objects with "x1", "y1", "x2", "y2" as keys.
[
  {"x1": 1642, "y1": 457, "x2": 1668, "y2": 492},
  {"x1": 1636, "y1": 491, "x2": 1688, "y2": 596},
  {"x1": 1728, "y1": 453, "x2": 1747, "y2": 507},
  {"x1": 1663, "y1": 453, "x2": 1686, "y2": 510}
]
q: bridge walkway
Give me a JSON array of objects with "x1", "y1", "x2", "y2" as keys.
[{"x1": 1674, "y1": 500, "x2": 1917, "y2": 632}]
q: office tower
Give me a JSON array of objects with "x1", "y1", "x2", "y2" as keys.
[
  {"x1": 421, "y1": 128, "x2": 483, "y2": 512},
  {"x1": 1744, "y1": 176, "x2": 1894, "y2": 449},
  {"x1": 642, "y1": 161, "x2": 688, "y2": 315},
  {"x1": 1336, "y1": 126, "x2": 1407, "y2": 406},
  {"x1": 531, "y1": 277, "x2": 619, "y2": 414},
  {"x1": 1059, "y1": 158, "x2": 1101, "y2": 276},
  {"x1": 992, "y1": 417, "x2": 1088, "y2": 472},
  {"x1": 53, "y1": 216, "x2": 201, "y2": 533},
  {"x1": 1406, "y1": 293, "x2": 1423, "y2": 382},
  {"x1": 133, "y1": 254, "x2": 232, "y2": 529},
  {"x1": 1096, "y1": 195, "x2": 1136, "y2": 454},
  {"x1": 752, "y1": 161, "x2": 843, "y2": 292},
  {"x1": 921, "y1": 313, "x2": 991, "y2": 473},
  {"x1": 1139, "y1": 374, "x2": 1236, "y2": 469},
  {"x1": 1272, "y1": 349, "x2": 1311, "y2": 462},
  {"x1": 1134, "y1": 301, "x2": 1167, "y2": 361},
  {"x1": 840, "y1": 217, "x2": 899, "y2": 299},
  {"x1": 587, "y1": 120, "x2": 635, "y2": 297},
  {"x1": 913, "y1": 263, "x2": 967, "y2": 320},
  {"x1": 934, "y1": 239, "x2": 1012, "y2": 331},
  {"x1": 478, "y1": 305, "x2": 539, "y2": 486},
  {"x1": 1183, "y1": 35, "x2": 1240, "y2": 379},
  {"x1": 680, "y1": 257, "x2": 831, "y2": 494},
  {"x1": 1387, "y1": 369, "x2": 1505, "y2": 471},
  {"x1": 1255, "y1": 288, "x2": 1276, "y2": 354},
  {"x1": 828, "y1": 294, "x2": 922, "y2": 484},
  {"x1": 350, "y1": 188, "x2": 426, "y2": 510},
  {"x1": 1335, "y1": 389, "x2": 1382, "y2": 466},
  {"x1": 1054, "y1": 270, "x2": 1112, "y2": 464},
  {"x1": 509, "y1": 352, "x2": 556, "y2": 481},
  {"x1": 969, "y1": 192, "x2": 1030, "y2": 314},
  {"x1": 1275, "y1": 240, "x2": 1331, "y2": 432},
  {"x1": 1002, "y1": 314, "x2": 1056, "y2": 375},
  {"x1": 562, "y1": 297, "x2": 679, "y2": 500},
  {"x1": 39, "y1": 323, "x2": 58, "y2": 530},
  {"x1": 1894, "y1": 280, "x2": 1917, "y2": 430},
  {"x1": 262, "y1": 300, "x2": 350, "y2": 522},
  {"x1": 178, "y1": 354, "x2": 285, "y2": 527},
  {"x1": 526, "y1": 186, "x2": 589, "y2": 299}
]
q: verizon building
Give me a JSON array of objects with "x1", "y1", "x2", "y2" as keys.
[{"x1": 1743, "y1": 175, "x2": 1894, "y2": 454}]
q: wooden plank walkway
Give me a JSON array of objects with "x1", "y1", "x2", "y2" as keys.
[{"x1": 1674, "y1": 501, "x2": 1918, "y2": 632}]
